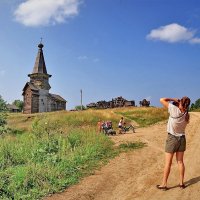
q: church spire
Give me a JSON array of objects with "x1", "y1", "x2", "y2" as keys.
[
  {"x1": 32, "y1": 42, "x2": 48, "y2": 74},
  {"x1": 28, "y1": 42, "x2": 51, "y2": 90}
]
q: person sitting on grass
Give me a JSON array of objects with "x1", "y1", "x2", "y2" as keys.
[
  {"x1": 101, "y1": 121, "x2": 116, "y2": 135},
  {"x1": 118, "y1": 117, "x2": 124, "y2": 128},
  {"x1": 97, "y1": 119, "x2": 103, "y2": 133}
]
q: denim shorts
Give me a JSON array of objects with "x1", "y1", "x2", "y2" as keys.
[{"x1": 165, "y1": 133, "x2": 186, "y2": 153}]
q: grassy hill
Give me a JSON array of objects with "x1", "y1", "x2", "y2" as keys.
[
  {"x1": 7, "y1": 107, "x2": 168, "y2": 131},
  {"x1": 0, "y1": 107, "x2": 168, "y2": 199}
]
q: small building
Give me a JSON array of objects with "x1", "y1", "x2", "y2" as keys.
[
  {"x1": 6, "y1": 104, "x2": 20, "y2": 112},
  {"x1": 22, "y1": 43, "x2": 66, "y2": 114}
]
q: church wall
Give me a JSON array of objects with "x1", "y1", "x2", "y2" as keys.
[
  {"x1": 56, "y1": 101, "x2": 66, "y2": 111},
  {"x1": 38, "y1": 89, "x2": 49, "y2": 112},
  {"x1": 47, "y1": 97, "x2": 66, "y2": 112},
  {"x1": 31, "y1": 94, "x2": 39, "y2": 113},
  {"x1": 23, "y1": 87, "x2": 32, "y2": 114},
  {"x1": 48, "y1": 97, "x2": 56, "y2": 112},
  {"x1": 23, "y1": 87, "x2": 66, "y2": 113}
]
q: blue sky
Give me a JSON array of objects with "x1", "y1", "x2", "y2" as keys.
[{"x1": 0, "y1": 0, "x2": 200, "y2": 109}]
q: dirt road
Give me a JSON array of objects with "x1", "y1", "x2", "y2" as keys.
[{"x1": 45, "y1": 112, "x2": 200, "y2": 200}]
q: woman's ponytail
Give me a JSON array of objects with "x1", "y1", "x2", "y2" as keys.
[{"x1": 181, "y1": 96, "x2": 191, "y2": 123}]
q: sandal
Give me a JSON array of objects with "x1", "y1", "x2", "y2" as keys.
[
  {"x1": 156, "y1": 185, "x2": 168, "y2": 191},
  {"x1": 179, "y1": 184, "x2": 186, "y2": 189}
]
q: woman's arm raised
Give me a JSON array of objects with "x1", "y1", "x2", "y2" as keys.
[{"x1": 160, "y1": 98, "x2": 180, "y2": 108}]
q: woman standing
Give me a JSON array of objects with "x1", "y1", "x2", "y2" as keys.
[{"x1": 157, "y1": 97, "x2": 191, "y2": 190}]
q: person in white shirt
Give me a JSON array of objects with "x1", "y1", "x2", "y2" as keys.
[
  {"x1": 118, "y1": 117, "x2": 124, "y2": 128},
  {"x1": 157, "y1": 97, "x2": 190, "y2": 190}
]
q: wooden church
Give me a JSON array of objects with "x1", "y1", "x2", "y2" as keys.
[{"x1": 22, "y1": 42, "x2": 66, "y2": 114}]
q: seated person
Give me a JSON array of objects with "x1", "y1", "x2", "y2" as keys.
[
  {"x1": 97, "y1": 119, "x2": 103, "y2": 133},
  {"x1": 118, "y1": 117, "x2": 124, "y2": 128},
  {"x1": 102, "y1": 121, "x2": 116, "y2": 135}
]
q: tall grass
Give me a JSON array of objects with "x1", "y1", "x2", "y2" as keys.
[{"x1": 0, "y1": 128, "x2": 117, "y2": 199}]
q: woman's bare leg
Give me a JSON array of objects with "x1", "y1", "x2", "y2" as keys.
[
  {"x1": 176, "y1": 151, "x2": 185, "y2": 185},
  {"x1": 160, "y1": 152, "x2": 174, "y2": 187}
]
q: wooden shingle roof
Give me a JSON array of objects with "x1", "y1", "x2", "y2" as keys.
[{"x1": 49, "y1": 93, "x2": 67, "y2": 102}]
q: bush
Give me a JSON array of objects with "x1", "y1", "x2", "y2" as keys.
[
  {"x1": 74, "y1": 105, "x2": 86, "y2": 111},
  {"x1": 0, "y1": 113, "x2": 7, "y2": 127},
  {"x1": 0, "y1": 95, "x2": 7, "y2": 112},
  {"x1": 0, "y1": 113, "x2": 9, "y2": 135}
]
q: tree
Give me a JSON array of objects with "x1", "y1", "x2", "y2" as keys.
[
  {"x1": 75, "y1": 105, "x2": 86, "y2": 111},
  {"x1": 190, "y1": 103, "x2": 195, "y2": 111},
  {"x1": 12, "y1": 99, "x2": 24, "y2": 112},
  {"x1": 190, "y1": 98, "x2": 200, "y2": 111},
  {"x1": 0, "y1": 95, "x2": 7, "y2": 133},
  {"x1": 194, "y1": 99, "x2": 200, "y2": 108},
  {"x1": 0, "y1": 95, "x2": 7, "y2": 112},
  {"x1": 0, "y1": 113, "x2": 7, "y2": 127}
]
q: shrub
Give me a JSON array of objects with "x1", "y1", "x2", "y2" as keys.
[{"x1": 0, "y1": 113, "x2": 7, "y2": 127}]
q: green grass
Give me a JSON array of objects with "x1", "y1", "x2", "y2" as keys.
[
  {"x1": 0, "y1": 130, "x2": 144, "y2": 199},
  {"x1": 0, "y1": 127, "x2": 145, "y2": 199},
  {"x1": 115, "y1": 107, "x2": 168, "y2": 127},
  {"x1": 119, "y1": 142, "x2": 146, "y2": 151},
  {"x1": 7, "y1": 110, "x2": 120, "y2": 132},
  {"x1": 1, "y1": 107, "x2": 168, "y2": 199},
  {"x1": 0, "y1": 129, "x2": 117, "y2": 199}
]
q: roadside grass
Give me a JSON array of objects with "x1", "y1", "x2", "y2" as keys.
[
  {"x1": 0, "y1": 126, "x2": 145, "y2": 199},
  {"x1": 119, "y1": 142, "x2": 146, "y2": 152},
  {"x1": 2, "y1": 107, "x2": 168, "y2": 199},
  {"x1": 0, "y1": 128, "x2": 116, "y2": 199}
]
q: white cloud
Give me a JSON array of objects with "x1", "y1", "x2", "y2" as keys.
[
  {"x1": 14, "y1": 0, "x2": 82, "y2": 27},
  {"x1": 189, "y1": 37, "x2": 200, "y2": 44},
  {"x1": 146, "y1": 23, "x2": 195, "y2": 43}
]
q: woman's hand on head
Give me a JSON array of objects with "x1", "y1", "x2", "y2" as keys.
[
  {"x1": 173, "y1": 98, "x2": 180, "y2": 103},
  {"x1": 160, "y1": 98, "x2": 169, "y2": 108}
]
